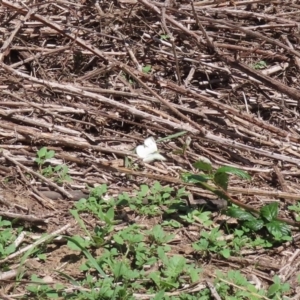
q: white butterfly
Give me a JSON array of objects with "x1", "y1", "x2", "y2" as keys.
[{"x1": 136, "y1": 137, "x2": 166, "y2": 163}]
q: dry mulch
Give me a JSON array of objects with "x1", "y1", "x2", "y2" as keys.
[{"x1": 1, "y1": 0, "x2": 300, "y2": 298}]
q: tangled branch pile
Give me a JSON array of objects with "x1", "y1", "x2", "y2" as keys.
[{"x1": 1, "y1": 0, "x2": 300, "y2": 205}]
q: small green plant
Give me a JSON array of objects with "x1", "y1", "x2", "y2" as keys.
[
  {"x1": 142, "y1": 65, "x2": 152, "y2": 74},
  {"x1": 180, "y1": 209, "x2": 213, "y2": 227},
  {"x1": 42, "y1": 164, "x2": 72, "y2": 183},
  {"x1": 0, "y1": 217, "x2": 17, "y2": 259},
  {"x1": 215, "y1": 272, "x2": 291, "y2": 299},
  {"x1": 267, "y1": 275, "x2": 290, "y2": 298},
  {"x1": 252, "y1": 60, "x2": 267, "y2": 69},
  {"x1": 71, "y1": 185, "x2": 117, "y2": 247},
  {"x1": 182, "y1": 160, "x2": 291, "y2": 244},
  {"x1": 288, "y1": 201, "x2": 300, "y2": 221},
  {"x1": 113, "y1": 224, "x2": 144, "y2": 255},
  {"x1": 160, "y1": 34, "x2": 169, "y2": 40},
  {"x1": 118, "y1": 182, "x2": 186, "y2": 216},
  {"x1": 216, "y1": 270, "x2": 270, "y2": 299},
  {"x1": 35, "y1": 147, "x2": 55, "y2": 166},
  {"x1": 147, "y1": 224, "x2": 174, "y2": 245},
  {"x1": 150, "y1": 247, "x2": 202, "y2": 291},
  {"x1": 227, "y1": 202, "x2": 291, "y2": 242},
  {"x1": 35, "y1": 147, "x2": 72, "y2": 183},
  {"x1": 161, "y1": 219, "x2": 182, "y2": 228},
  {"x1": 193, "y1": 227, "x2": 230, "y2": 258},
  {"x1": 26, "y1": 274, "x2": 65, "y2": 299},
  {"x1": 182, "y1": 161, "x2": 251, "y2": 192},
  {"x1": 25, "y1": 180, "x2": 295, "y2": 300},
  {"x1": 230, "y1": 229, "x2": 271, "y2": 251}
]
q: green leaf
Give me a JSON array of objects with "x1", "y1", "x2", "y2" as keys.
[
  {"x1": 4, "y1": 243, "x2": 16, "y2": 256},
  {"x1": 194, "y1": 161, "x2": 213, "y2": 172},
  {"x1": 243, "y1": 219, "x2": 264, "y2": 231},
  {"x1": 106, "y1": 207, "x2": 114, "y2": 222},
  {"x1": 216, "y1": 166, "x2": 251, "y2": 180},
  {"x1": 142, "y1": 65, "x2": 152, "y2": 73},
  {"x1": 214, "y1": 172, "x2": 229, "y2": 190},
  {"x1": 139, "y1": 184, "x2": 149, "y2": 197},
  {"x1": 152, "y1": 290, "x2": 165, "y2": 300},
  {"x1": 37, "y1": 254, "x2": 47, "y2": 261},
  {"x1": 192, "y1": 239, "x2": 209, "y2": 251},
  {"x1": 54, "y1": 165, "x2": 62, "y2": 172},
  {"x1": 181, "y1": 173, "x2": 210, "y2": 183},
  {"x1": 149, "y1": 271, "x2": 161, "y2": 287},
  {"x1": 150, "y1": 225, "x2": 163, "y2": 242},
  {"x1": 70, "y1": 209, "x2": 91, "y2": 238},
  {"x1": 165, "y1": 255, "x2": 186, "y2": 278},
  {"x1": 188, "y1": 267, "x2": 201, "y2": 283},
  {"x1": 226, "y1": 207, "x2": 256, "y2": 221},
  {"x1": 45, "y1": 150, "x2": 55, "y2": 159},
  {"x1": 260, "y1": 202, "x2": 278, "y2": 221},
  {"x1": 112, "y1": 261, "x2": 127, "y2": 279},
  {"x1": 288, "y1": 204, "x2": 300, "y2": 213},
  {"x1": 37, "y1": 147, "x2": 48, "y2": 158},
  {"x1": 67, "y1": 235, "x2": 90, "y2": 250},
  {"x1": 46, "y1": 291, "x2": 59, "y2": 298},
  {"x1": 267, "y1": 283, "x2": 280, "y2": 297},
  {"x1": 157, "y1": 246, "x2": 168, "y2": 263},
  {"x1": 220, "y1": 249, "x2": 231, "y2": 258},
  {"x1": 253, "y1": 60, "x2": 267, "y2": 70},
  {"x1": 113, "y1": 234, "x2": 124, "y2": 245},
  {"x1": 266, "y1": 220, "x2": 291, "y2": 238},
  {"x1": 160, "y1": 34, "x2": 169, "y2": 40},
  {"x1": 65, "y1": 236, "x2": 107, "y2": 278}
]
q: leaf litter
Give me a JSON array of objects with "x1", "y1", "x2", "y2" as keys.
[{"x1": 0, "y1": 0, "x2": 300, "y2": 298}]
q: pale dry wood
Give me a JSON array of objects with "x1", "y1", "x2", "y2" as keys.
[
  {"x1": 0, "y1": 62, "x2": 197, "y2": 133},
  {"x1": 0, "y1": 211, "x2": 45, "y2": 224},
  {"x1": 2, "y1": 56, "x2": 300, "y2": 167}
]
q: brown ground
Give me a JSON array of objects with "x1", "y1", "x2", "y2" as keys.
[{"x1": 1, "y1": 0, "x2": 300, "y2": 298}]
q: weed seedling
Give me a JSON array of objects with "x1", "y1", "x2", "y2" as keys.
[
  {"x1": 216, "y1": 270, "x2": 269, "y2": 299},
  {"x1": 288, "y1": 201, "x2": 300, "y2": 221},
  {"x1": 227, "y1": 202, "x2": 291, "y2": 242},
  {"x1": 193, "y1": 227, "x2": 230, "y2": 258},
  {"x1": 35, "y1": 147, "x2": 72, "y2": 183},
  {"x1": 35, "y1": 147, "x2": 55, "y2": 166},
  {"x1": 183, "y1": 160, "x2": 292, "y2": 245},
  {"x1": 0, "y1": 217, "x2": 16, "y2": 259},
  {"x1": 142, "y1": 65, "x2": 152, "y2": 74},
  {"x1": 27, "y1": 274, "x2": 65, "y2": 299},
  {"x1": 121, "y1": 182, "x2": 184, "y2": 217},
  {"x1": 252, "y1": 60, "x2": 267, "y2": 69}
]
